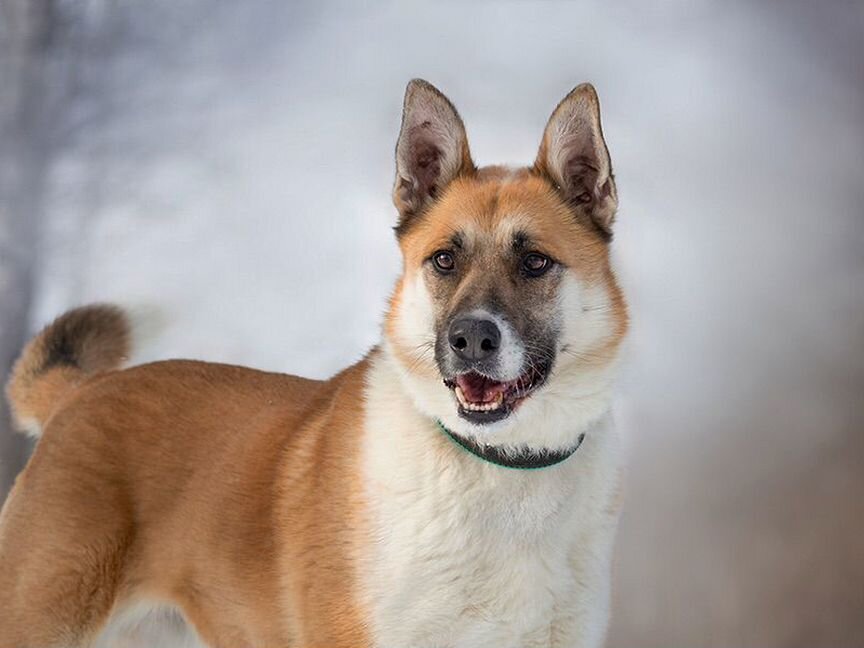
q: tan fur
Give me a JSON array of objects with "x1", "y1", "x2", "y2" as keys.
[
  {"x1": 6, "y1": 305, "x2": 130, "y2": 434},
  {"x1": 1, "y1": 356, "x2": 372, "y2": 647}
]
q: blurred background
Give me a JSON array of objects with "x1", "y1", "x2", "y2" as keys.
[{"x1": 1, "y1": 1, "x2": 862, "y2": 645}]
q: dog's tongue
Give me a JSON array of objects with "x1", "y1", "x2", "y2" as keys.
[{"x1": 455, "y1": 373, "x2": 508, "y2": 403}]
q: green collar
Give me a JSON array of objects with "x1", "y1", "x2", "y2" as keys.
[{"x1": 436, "y1": 420, "x2": 585, "y2": 470}]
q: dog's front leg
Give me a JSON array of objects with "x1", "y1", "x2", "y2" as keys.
[
  {"x1": 549, "y1": 516, "x2": 619, "y2": 648},
  {"x1": 549, "y1": 571, "x2": 611, "y2": 648}
]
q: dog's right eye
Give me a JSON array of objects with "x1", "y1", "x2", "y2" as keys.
[{"x1": 432, "y1": 251, "x2": 456, "y2": 274}]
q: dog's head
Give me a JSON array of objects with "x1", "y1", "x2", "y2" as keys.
[{"x1": 385, "y1": 80, "x2": 628, "y2": 446}]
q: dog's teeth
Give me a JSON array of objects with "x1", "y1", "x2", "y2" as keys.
[
  {"x1": 455, "y1": 386, "x2": 505, "y2": 412},
  {"x1": 455, "y1": 386, "x2": 468, "y2": 407}
]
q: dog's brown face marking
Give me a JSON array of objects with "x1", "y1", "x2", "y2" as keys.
[
  {"x1": 386, "y1": 81, "x2": 627, "y2": 426},
  {"x1": 400, "y1": 167, "x2": 610, "y2": 368}
]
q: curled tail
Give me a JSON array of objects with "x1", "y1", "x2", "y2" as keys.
[{"x1": 5, "y1": 304, "x2": 130, "y2": 436}]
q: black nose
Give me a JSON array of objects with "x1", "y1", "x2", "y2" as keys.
[{"x1": 448, "y1": 317, "x2": 501, "y2": 362}]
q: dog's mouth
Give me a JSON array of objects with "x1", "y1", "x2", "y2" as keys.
[{"x1": 442, "y1": 361, "x2": 550, "y2": 424}]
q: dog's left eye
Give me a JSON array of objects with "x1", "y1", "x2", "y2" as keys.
[
  {"x1": 432, "y1": 251, "x2": 456, "y2": 273},
  {"x1": 522, "y1": 253, "x2": 553, "y2": 277}
]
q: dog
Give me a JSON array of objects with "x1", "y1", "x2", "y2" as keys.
[{"x1": 0, "y1": 79, "x2": 628, "y2": 648}]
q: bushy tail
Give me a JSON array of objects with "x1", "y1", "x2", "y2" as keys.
[{"x1": 5, "y1": 304, "x2": 130, "y2": 436}]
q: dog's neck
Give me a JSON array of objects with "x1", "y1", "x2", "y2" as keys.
[
  {"x1": 436, "y1": 420, "x2": 587, "y2": 470},
  {"x1": 360, "y1": 345, "x2": 619, "y2": 532},
  {"x1": 373, "y1": 341, "x2": 618, "y2": 456}
]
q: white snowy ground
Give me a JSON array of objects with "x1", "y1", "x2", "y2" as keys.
[{"x1": 12, "y1": 1, "x2": 864, "y2": 645}]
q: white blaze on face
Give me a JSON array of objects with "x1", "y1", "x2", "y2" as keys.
[
  {"x1": 393, "y1": 271, "x2": 437, "y2": 366},
  {"x1": 556, "y1": 271, "x2": 621, "y2": 383},
  {"x1": 388, "y1": 271, "x2": 458, "y2": 425}
]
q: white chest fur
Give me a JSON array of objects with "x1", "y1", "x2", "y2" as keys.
[{"x1": 360, "y1": 354, "x2": 623, "y2": 648}]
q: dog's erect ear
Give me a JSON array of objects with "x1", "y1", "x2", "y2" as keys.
[
  {"x1": 534, "y1": 84, "x2": 617, "y2": 237},
  {"x1": 393, "y1": 79, "x2": 474, "y2": 223}
]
